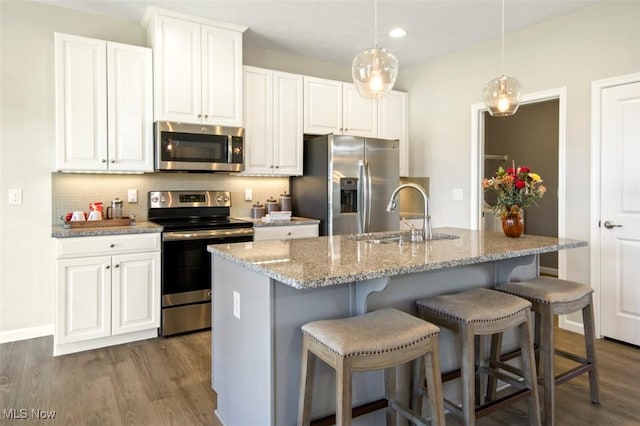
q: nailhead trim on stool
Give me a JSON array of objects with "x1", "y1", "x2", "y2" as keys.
[
  {"x1": 298, "y1": 308, "x2": 446, "y2": 426},
  {"x1": 495, "y1": 277, "x2": 600, "y2": 426},
  {"x1": 416, "y1": 288, "x2": 541, "y2": 426}
]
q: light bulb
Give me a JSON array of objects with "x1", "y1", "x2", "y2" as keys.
[{"x1": 369, "y1": 73, "x2": 383, "y2": 92}]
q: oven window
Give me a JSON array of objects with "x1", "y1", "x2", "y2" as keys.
[
  {"x1": 162, "y1": 239, "x2": 211, "y2": 295},
  {"x1": 160, "y1": 132, "x2": 229, "y2": 163}
]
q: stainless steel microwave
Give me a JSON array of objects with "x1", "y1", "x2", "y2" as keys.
[{"x1": 154, "y1": 121, "x2": 244, "y2": 172}]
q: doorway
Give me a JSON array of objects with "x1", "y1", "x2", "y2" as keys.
[
  {"x1": 470, "y1": 87, "x2": 567, "y2": 278},
  {"x1": 484, "y1": 100, "x2": 559, "y2": 275}
]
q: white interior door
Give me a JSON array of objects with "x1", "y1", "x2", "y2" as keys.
[{"x1": 600, "y1": 80, "x2": 640, "y2": 346}]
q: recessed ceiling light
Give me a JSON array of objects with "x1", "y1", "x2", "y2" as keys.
[{"x1": 389, "y1": 28, "x2": 407, "y2": 38}]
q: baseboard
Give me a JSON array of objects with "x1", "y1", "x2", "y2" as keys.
[
  {"x1": 0, "y1": 324, "x2": 54, "y2": 344},
  {"x1": 559, "y1": 315, "x2": 585, "y2": 335},
  {"x1": 540, "y1": 266, "x2": 558, "y2": 277}
]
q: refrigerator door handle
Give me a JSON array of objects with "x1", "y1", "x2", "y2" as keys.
[
  {"x1": 365, "y1": 161, "x2": 372, "y2": 232},
  {"x1": 358, "y1": 160, "x2": 366, "y2": 233}
]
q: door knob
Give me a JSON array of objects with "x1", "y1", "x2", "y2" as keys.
[{"x1": 603, "y1": 220, "x2": 622, "y2": 229}]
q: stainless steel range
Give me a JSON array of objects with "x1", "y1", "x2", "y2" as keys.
[{"x1": 148, "y1": 190, "x2": 253, "y2": 336}]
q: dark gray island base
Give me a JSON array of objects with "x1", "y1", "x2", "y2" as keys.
[{"x1": 207, "y1": 228, "x2": 587, "y2": 426}]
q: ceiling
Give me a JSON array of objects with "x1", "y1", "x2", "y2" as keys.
[{"x1": 38, "y1": 0, "x2": 599, "y2": 68}]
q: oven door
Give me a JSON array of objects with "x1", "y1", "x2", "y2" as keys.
[{"x1": 160, "y1": 228, "x2": 253, "y2": 336}]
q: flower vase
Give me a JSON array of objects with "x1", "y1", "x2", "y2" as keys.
[{"x1": 501, "y1": 213, "x2": 524, "y2": 238}]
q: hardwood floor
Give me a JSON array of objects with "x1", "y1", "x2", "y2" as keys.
[{"x1": 1, "y1": 327, "x2": 638, "y2": 425}]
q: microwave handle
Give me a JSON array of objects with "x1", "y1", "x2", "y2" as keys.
[{"x1": 227, "y1": 135, "x2": 233, "y2": 164}]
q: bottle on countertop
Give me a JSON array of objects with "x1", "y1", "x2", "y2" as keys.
[
  {"x1": 280, "y1": 191, "x2": 292, "y2": 212},
  {"x1": 251, "y1": 202, "x2": 266, "y2": 218},
  {"x1": 265, "y1": 196, "x2": 280, "y2": 214}
]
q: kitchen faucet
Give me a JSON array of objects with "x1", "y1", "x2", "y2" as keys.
[{"x1": 386, "y1": 183, "x2": 433, "y2": 242}]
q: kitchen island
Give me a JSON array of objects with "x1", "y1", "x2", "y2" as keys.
[{"x1": 207, "y1": 228, "x2": 587, "y2": 426}]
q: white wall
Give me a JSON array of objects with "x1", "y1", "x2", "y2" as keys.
[{"x1": 398, "y1": 1, "x2": 640, "y2": 286}]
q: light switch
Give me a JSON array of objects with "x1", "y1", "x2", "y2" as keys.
[
  {"x1": 8, "y1": 189, "x2": 22, "y2": 205},
  {"x1": 127, "y1": 189, "x2": 138, "y2": 203},
  {"x1": 244, "y1": 188, "x2": 252, "y2": 201}
]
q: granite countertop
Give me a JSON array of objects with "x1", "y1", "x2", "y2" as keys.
[
  {"x1": 52, "y1": 221, "x2": 163, "y2": 238},
  {"x1": 235, "y1": 216, "x2": 320, "y2": 227},
  {"x1": 207, "y1": 227, "x2": 587, "y2": 290}
]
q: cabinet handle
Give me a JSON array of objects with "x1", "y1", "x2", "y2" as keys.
[
  {"x1": 110, "y1": 160, "x2": 115, "y2": 164},
  {"x1": 110, "y1": 243, "x2": 115, "y2": 248},
  {"x1": 114, "y1": 264, "x2": 120, "y2": 268},
  {"x1": 105, "y1": 265, "x2": 110, "y2": 270},
  {"x1": 102, "y1": 159, "x2": 107, "y2": 163}
]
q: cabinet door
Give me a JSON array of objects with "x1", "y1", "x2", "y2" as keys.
[
  {"x1": 54, "y1": 33, "x2": 107, "y2": 171},
  {"x1": 342, "y1": 83, "x2": 378, "y2": 137},
  {"x1": 378, "y1": 90, "x2": 409, "y2": 176},
  {"x1": 243, "y1": 66, "x2": 274, "y2": 174},
  {"x1": 273, "y1": 71, "x2": 303, "y2": 175},
  {"x1": 202, "y1": 25, "x2": 243, "y2": 126},
  {"x1": 303, "y1": 76, "x2": 342, "y2": 135},
  {"x1": 112, "y1": 252, "x2": 160, "y2": 335},
  {"x1": 107, "y1": 42, "x2": 154, "y2": 172},
  {"x1": 56, "y1": 256, "x2": 111, "y2": 344},
  {"x1": 153, "y1": 16, "x2": 202, "y2": 123}
]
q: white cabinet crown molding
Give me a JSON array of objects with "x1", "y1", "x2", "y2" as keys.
[{"x1": 140, "y1": 5, "x2": 247, "y2": 33}]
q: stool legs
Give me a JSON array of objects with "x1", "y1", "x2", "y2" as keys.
[
  {"x1": 582, "y1": 297, "x2": 600, "y2": 404},
  {"x1": 460, "y1": 324, "x2": 476, "y2": 426},
  {"x1": 336, "y1": 358, "x2": 353, "y2": 426},
  {"x1": 298, "y1": 336, "x2": 316, "y2": 426},
  {"x1": 519, "y1": 317, "x2": 542, "y2": 426},
  {"x1": 540, "y1": 304, "x2": 555, "y2": 426}
]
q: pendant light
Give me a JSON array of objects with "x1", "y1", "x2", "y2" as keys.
[
  {"x1": 352, "y1": 0, "x2": 399, "y2": 98},
  {"x1": 483, "y1": 0, "x2": 523, "y2": 116}
]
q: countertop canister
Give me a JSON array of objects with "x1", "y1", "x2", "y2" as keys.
[
  {"x1": 251, "y1": 202, "x2": 266, "y2": 218},
  {"x1": 265, "y1": 196, "x2": 280, "y2": 214},
  {"x1": 280, "y1": 191, "x2": 292, "y2": 211}
]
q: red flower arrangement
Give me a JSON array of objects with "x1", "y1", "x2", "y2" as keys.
[{"x1": 483, "y1": 165, "x2": 546, "y2": 218}]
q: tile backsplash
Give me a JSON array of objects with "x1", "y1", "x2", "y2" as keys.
[{"x1": 52, "y1": 173, "x2": 289, "y2": 224}]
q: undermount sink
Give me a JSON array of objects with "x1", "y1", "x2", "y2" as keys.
[{"x1": 349, "y1": 232, "x2": 460, "y2": 244}]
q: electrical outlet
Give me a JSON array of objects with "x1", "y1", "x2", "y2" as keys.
[
  {"x1": 244, "y1": 188, "x2": 252, "y2": 201},
  {"x1": 8, "y1": 189, "x2": 22, "y2": 205},
  {"x1": 127, "y1": 189, "x2": 138, "y2": 203},
  {"x1": 233, "y1": 291, "x2": 241, "y2": 319},
  {"x1": 452, "y1": 188, "x2": 463, "y2": 201}
]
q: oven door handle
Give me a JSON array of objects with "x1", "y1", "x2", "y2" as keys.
[{"x1": 163, "y1": 228, "x2": 254, "y2": 241}]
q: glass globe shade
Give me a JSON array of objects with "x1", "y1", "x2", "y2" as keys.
[
  {"x1": 482, "y1": 75, "x2": 523, "y2": 116},
  {"x1": 352, "y1": 47, "x2": 398, "y2": 98}
]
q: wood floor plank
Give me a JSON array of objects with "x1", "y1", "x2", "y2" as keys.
[{"x1": 1, "y1": 327, "x2": 638, "y2": 425}]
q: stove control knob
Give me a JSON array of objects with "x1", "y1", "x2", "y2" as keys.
[
  {"x1": 150, "y1": 196, "x2": 159, "y2": 203},
  {"x1": 216, "y1": 195, "x2": 229, "y2": 203},
  {"x1": 160, "y1": 196, "x2": 167, "y2": 203}
]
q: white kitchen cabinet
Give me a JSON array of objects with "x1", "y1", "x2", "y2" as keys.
[
  {"x1": 54, "y1": 33, "x2": 153, "y2": 172},
  {"x1": 144, "y1": 8, "x2": 246, "y2": 126},
  {"x1": 55, "y1": 233, "x2": 161, "y2": 355},
  {"x1": 303, "y1": 76, "x2": 377, "y2": 137},
  {"x1": 243, "y1": 66, "x2": 303, "y2": 175},
  {"x1": 378, "y1": 90, "x2": 410, "y2": 176},
  {"x1": 253, "y1": 224, "x2": 319, "y2": 241}
]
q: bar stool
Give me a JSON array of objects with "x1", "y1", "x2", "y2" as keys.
[
  {"x1": 416, "y1": 288, "x2": 541, "y2": 426},
  {"x1": 297, "y1": 308, "x2": 445, "y2": 426},
  {"x1": 494, "y1": 277, "x2": 600, "y2": 425}
]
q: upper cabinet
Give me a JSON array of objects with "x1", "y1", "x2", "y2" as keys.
[
  {"x1": 243, "y1": 66, "x2": 303, "y2": 175},
  {"x1": 55, "y1": 33, "x2": 153, "y2": 172},
  {"x1": 303, "y1": 76, "x2": 377, "y2": 137},
  {"x1": 378, "y1": 90, "x2": 409, "y2": 177},
  {"x1": 143, "y1": 7, "x2": 246, "y2": 126}
]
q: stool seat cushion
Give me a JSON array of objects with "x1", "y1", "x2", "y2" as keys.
[
  {"x1": 497, "y1": 277, "x2": 594, "y2": 305},
  {"x1": 416, "y1": 288, "x2": 531, "y2": 324},
  {"x1": 301, "y1": 308, "x2": 439, "y2": 358}
]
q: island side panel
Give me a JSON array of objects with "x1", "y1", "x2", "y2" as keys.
[
  {"x1": 272, "y1": 280, "x2": 385, "y2": 426},
  {"x1": 212, "y1": 256, "x2": 274, "y2": 425}
]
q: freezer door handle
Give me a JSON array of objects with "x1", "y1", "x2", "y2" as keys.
[{"x1": 364, "y1": 161, "x2": 372, "y2": 232}]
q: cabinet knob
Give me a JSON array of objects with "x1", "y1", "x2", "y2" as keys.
[
  {"x1": 110, "y1": 160, "x2": 115, "y2": 164},
  {"x1": 197, "y1": 114, "x2": 202, "y2": 118},
  {"x1": 204, "y1": 114, "x2": 208, "y2": 118},
  {"x1": 105, "y1": 265, "x2": 110, "y2": 269},
  {"x1": 114, "y1": 264, "x2": 120, "y2": 268},
  {"x1": 287, "y1": 232, "x2": 292, "y2": 236},
  {"x1": 110, "y1": 243, "x2": 115, "y2": 248},
  {"x1": 102, "y1": 159, "x2": 107, "y2": 163},
  {"x1": 275, "y1": 165, "x2": 279, "y2": 168},
  {"x1": 270, "y1": 165, "x2": 274, "y2": 168}
]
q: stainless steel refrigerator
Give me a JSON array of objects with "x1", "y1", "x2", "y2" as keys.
[{"x1": 290, "y1": 134, "x2": 399, "y2": 236}]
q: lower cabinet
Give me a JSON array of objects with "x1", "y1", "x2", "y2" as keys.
[
  {"x1": 55, "y1": 233, "x2": 161, "y2": 355},
  {"x1": 253, "y1": 224, "x2": 319, "y2": 241}
]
